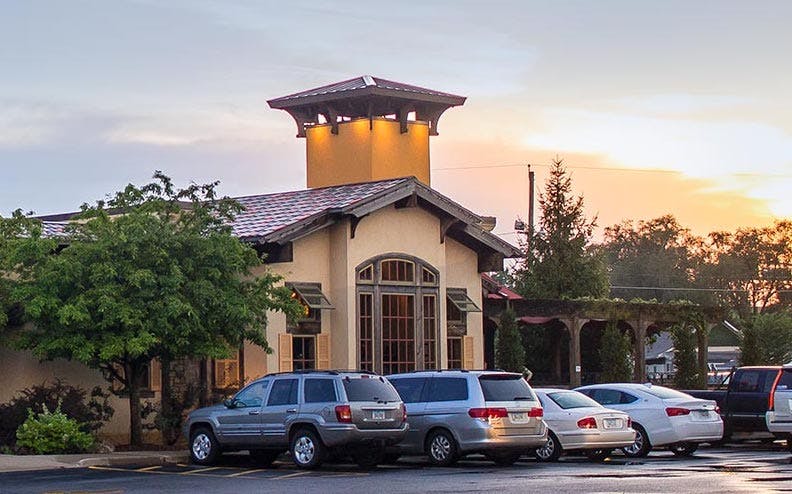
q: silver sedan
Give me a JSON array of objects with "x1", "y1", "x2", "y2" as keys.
[{"x1": 533, "y1": 388, "x2": 636, "y2": 461}]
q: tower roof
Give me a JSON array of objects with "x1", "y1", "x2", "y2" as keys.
[{"x1": 268, "y1": 75, "x2": 466, "y2": 137}]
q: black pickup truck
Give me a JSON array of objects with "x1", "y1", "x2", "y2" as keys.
[{"x1": 686, "y1": 366, "x2": 783, "y2": 439}]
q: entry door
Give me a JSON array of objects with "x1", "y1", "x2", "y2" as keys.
[
  {"x1": 381, "y1": 293, "x2": 416, "y2": 375},
  {"x1": 260, "y1": 378, "x2": 300, "y2": 446}
]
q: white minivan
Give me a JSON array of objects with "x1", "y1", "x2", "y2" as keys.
[{"x1": 765, "y1": 365, "x2": 792, "y2": 441}]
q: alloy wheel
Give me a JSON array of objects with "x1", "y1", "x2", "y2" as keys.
[
  {"x1": 192, "y1": 433, "x2": 211, "y2": 461},
  {"x1": 293, "y1": 435, "x2": 316, "y2": 465}
]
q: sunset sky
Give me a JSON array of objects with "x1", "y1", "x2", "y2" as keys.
[{"x1": 2, "y1": 0, "x2": 791, "y2": 243}]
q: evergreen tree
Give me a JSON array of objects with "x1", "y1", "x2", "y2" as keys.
[
  {"x1": 598, "y1": 322, "x2": 633, "y2": 382},
  {"x1": 495, "y1": 309, "x2": 525, "y2": 373},
  {"x1": 671, "y1": 324, "x2": 699, "y2": 389},
  {"x1": 512, "y1": 158, "x2": 608, "y2": 299}
]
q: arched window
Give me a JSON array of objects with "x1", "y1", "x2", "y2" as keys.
[{"x1": 356, "y1": 254, "x2": 439, "y2": 374}]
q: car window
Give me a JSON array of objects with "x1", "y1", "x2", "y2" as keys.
[
  {"x1": 267, "y1": 378, "x2": 298, "y2": 406},
  {"x1": 478, "y1": 374, "x2": 534, "y2": 401},
  {"x1": 304, "y1": 379, "x2": 337, "y2": 403},
  {"x1": 620, "y1": 392, "x2": 639, "y2": 404},
  {"x1": 590, "y1": 388, "x2": 621, "y2": 406},
  {"x1": 639, "y1": 386, "x2": 691, "y2": 400},
  {"x1": 390, "y1": 378, "x2": 427, "y2": 403},
  {"x1": 734, "y1": 371, "x2": 761, "y2": 392},
  {"x1": 778, "y1": 370, "x2": 792, "y2": 390},
  {"x1": 547, "y1": 391, "x2": 602, "y2": 409},
  {"x1": 342, "y1": 377, "x2": 401, "y2": 402},
  {"x1": 763, "y1": 371, "x2": 781, "y2": 393},
  {"x1": 234, "y1": 380, "x2": 269, "y2": 408},
  {"x1": 427, "y1": 378, "x2": 469, "y2": 402}
]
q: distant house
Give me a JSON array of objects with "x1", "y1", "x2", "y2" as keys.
[
  {"x1": 645, "y1": 324, "x2": 741, "y2": 384},
  {"x1": 0, "y1": 76, "x2": 519, "y2": 441}
]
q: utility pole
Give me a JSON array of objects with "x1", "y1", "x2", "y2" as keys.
[{"x1": 528, "y1": 164, "x2": 535, "y2": 238}]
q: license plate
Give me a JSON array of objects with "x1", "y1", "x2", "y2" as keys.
[
  {"x1": 696, "y1": 410, "x2": 710, "y2": 417},
  {"x1": 372, "y1": 410, "x2": 386, "y2": 420},
  {"x1": 603, "y1": 418, "x2": 621, "y2": 429},
  {"x1": 510, "y1": 412, "x2": 528, "y2": 423}
]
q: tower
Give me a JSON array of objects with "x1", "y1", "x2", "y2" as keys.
[{"x1": 268, "y1": 75, "x2": 465, "y2": 188}]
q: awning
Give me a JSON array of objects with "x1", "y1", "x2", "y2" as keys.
[
  {"x1": 447, "y1": 289, "x2": 481, "y2": 313},
  {"x1": 290, "y1": 283, "x2": 334, "y2": 310}
]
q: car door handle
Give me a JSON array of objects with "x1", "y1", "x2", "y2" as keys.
[
  {"x1": 248, "y1": 410, "x2": 260, "y2": 415},
  {"x1": 286, "y1": 408, "x2": 298, "y2": 414}
]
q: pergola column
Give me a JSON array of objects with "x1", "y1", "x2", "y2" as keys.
[
  {"x1": 561, "y1": 317, "x2": 585, "y2": 387},
  {"x1": 697, "y1": 322, "x2": 716, "y2": 388},
  {"x1": 629, "y1": 319, "x2": 652, "y2": 383}
]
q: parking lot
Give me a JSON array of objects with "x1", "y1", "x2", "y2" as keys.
[{"x1": 2, "y1": 443, "x2": 791, "y2": 494}]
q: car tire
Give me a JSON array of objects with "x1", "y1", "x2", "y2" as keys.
[
  {"x1": 533, "y1": 431, "x2": 562, "y2": 462},
  {"x1": 351, "y1": 444, "x2": 386, "y2": 469},
  {"x1": 290, "y1": 428, "x2": 325, "y2": 470},
  {"x1": 622, "y1": 423, "x2": 652, "y2": 458},
  {"x1": 584, "y1": 448, "x2": 613, "y2": 462},
  {"x1": 486, "y1": 451, "x2": 522, "y2": 466},
  {"x1": 669, "y1": 442, "x2": 699, "y2": 457},
  {"x1": 426, "y1": 429, "x2": 460, "y2": 467},
  {"x1": 250, "y1": 449, "x2": 281, "y2": 466},
  {"x1": 190, "y1": 427, "x2": 220, "y2": 466}
]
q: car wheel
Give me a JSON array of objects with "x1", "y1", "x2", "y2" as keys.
[
  {"x1": 669, "y1": 442, "x2": 699, "y2": 457},
  {"x1": 426, "y1": 429, "x2": 459, "y2": 466},
  {"x1": 351, "y1": 444, "x2": 386, "y2": 469},
  {"x1": 622, "y1": 423, "x2": 651, "y2": 458},
  {"x1": 486, "y1": 451, "x2": 522, "y2": 466},
  {"x1": 290, "y1": 428, "x2": 325, "y2": 470},
  {"x1": 250, "y1": 449, "x2": 281, "y2": 466},
  {"x1": 584, "y1": 448, "x2": 613, "y2": 462},
  {"x1": 533, "y1": 431, "x2": 562, "y2": 462},
  {"x1": 190, "y1": 427, "x2": 220, "y2": 466}
]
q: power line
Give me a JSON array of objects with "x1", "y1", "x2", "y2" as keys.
[
  {"x1": 611, "y1": 285, "x2": 792, "y2": 293},
  {"x1": 434, "y1": 162, "x2": 792, "y2": 178}
]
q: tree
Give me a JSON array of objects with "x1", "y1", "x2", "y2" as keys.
[
  {"x1": 512, "y1": 158, "x2": 608, "y2": 299},
  {"x1": 598, "y1": 322, "x2": 633, "y2": 382},
  {"x1": 7, "y1": 173, "x2": 303, "y2": 446},
  {"x1": 495, "y1": 309, "x2": 525, "y2": 373},
  {"x1": 739, "y1": 311, "x2": 792, "y2": 365},
  {"x1": 671, "y1": 323, "x2": 699, "y2": 389}
]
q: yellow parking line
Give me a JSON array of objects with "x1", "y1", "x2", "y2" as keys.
[
  {"x1": 273, "y1": 471, "x2": 312, "y2": 480},
  {"x1": 182, "y1": 466, "x2": 224, "y2": 475},
  {"x1": 225, "y1": 468, "x2": 269, "y2": 477},
  {"x1": 136, "y1": 465, "x2": 162, "y2": 472}
]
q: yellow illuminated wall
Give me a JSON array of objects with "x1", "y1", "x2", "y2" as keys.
[{"x1": 305, "y1": 117, "x2": 430, "y2": 188}]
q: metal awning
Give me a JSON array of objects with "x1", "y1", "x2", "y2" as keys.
[
  {"x1": 446, "y1": 289, "x2": 481, "y2": 313},
  {"x1": 290, "y1": 283, "x2": 334, "y2": 310}
]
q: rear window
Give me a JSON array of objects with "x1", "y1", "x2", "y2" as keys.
[
  {"x1": 640, "y1": 386, "x2": 692, "y2": 400},
  {"x1": 547, "y1": 391, "x2": 601, "y2": 409},
  {"x1": 479, "y1": 374, "x2": 534, "y2": 402},
  {"x1": 778, "y1": 370, "x2": 792, "y2": 390},
  {"x1": 343, "y1": 377, "x2": 400, "y2": 402}
]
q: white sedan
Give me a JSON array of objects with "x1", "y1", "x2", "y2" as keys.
[
  {"x1": 533, "y1": 388, "x2": 636, "y2": 461},
  {"x1": 576, "y1": 383, "x2": 723, "y2": 457}
]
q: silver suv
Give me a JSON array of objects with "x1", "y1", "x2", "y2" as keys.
[
  {"x1": 386, "y1": 370, "x2": 547, "y2": 466},
  {"x1": 184, "y1": 370, "x2": 408, "y2": 469}
]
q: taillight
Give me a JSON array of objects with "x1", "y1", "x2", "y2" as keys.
[
  {"x1": 769, "y1": 370, "x2": 782, "y2": 410},
  {"x1": 714, "y1": 405, "x2": 721, "y2": 415},
  {"x1": 627, "y1": 417, "x2": 632, "y2": 428},
  {"x1": 665, "y1": 407, "x2": 691, "y2": 417},
  {"x1": 401, "y1": 403, "x2": 407, "y2": 422},
  {"x1": 468, "y1": 407, "x2": 508, "y2": 419},
  {"x1": 335, "y1": 405, "x2": 352, "y2": 423},
  {"x1": 528, "y1": 407, "x2": 543, "y2": 418},
  {"x1": 577, "y1": 416, "x2": 597, "y2": 429}
]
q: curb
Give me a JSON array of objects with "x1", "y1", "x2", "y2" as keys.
[{"x1": 77, "y1": 453, "x2": 189, "y2": 468}]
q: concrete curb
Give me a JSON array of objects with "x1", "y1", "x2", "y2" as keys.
[{"x1": 77, "y1": 452, "x2": 189, "y2": 468}]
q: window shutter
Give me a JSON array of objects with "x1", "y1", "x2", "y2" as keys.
[
  {"x1": 149, "y1": 359, "x2": 162, "y2": 392},
  {"x1": 214, "y1": 359, "x2": 240, "y2": 389},
  {"x1": 279, "y1": 333, "x2": 293, "y2": 372},
  {"x1": 462, "y1": 335, "x2": 475, "y2": 370},
  {"x1": 316, "y1": 333, "x2": 331, "y2": 370}
]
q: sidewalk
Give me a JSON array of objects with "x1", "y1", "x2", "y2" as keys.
[{"x1": 0, "y1": 450, "x2": 189, "y2": 473}]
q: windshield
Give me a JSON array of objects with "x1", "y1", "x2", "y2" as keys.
[
  {"x1": 479, "y1": 374, "x2": 535, "y2": 401},
  {"x1": 547, "y1": 391, "x2": 601, "y2": 409},
  {"x1": 640, "y1": 386, "x2": 693, "y2": 400},
  {"x1": 343, "y1": 377, "x2": 401, "y2": 402}
]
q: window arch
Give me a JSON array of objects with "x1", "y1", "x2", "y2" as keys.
[{"x1": 356, "y1": 254, "x2": 439, "y2": 374}]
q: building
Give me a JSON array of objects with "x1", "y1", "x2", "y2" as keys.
[{"x1": 0, "y1": 76, "x2": 519, "y2": 441}]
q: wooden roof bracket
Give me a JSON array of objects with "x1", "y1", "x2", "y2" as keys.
[
  {"x1": 440, "y1": 216, "x2": 461, "y2": 244},
  {"x1": 398, "y1": 103, "x2": 415, "y2": 134},
  {"x1": 322, "y1": 106, "x2": 339, "y2": 135},
  {"x1": 350, "y1": 214, "x2": 368, "y2": 239}
]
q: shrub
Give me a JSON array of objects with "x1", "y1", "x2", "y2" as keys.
[
  {"x1": 16, "y1": 404, "x2": 95, "y2": 454},
  {"x1": 672, "y1": 324, "x2": 699, "y2": 389},
  {"x1": 495, "y1": 308, "x2": 526, "y2": 373},
  {"x1": 598, "y1": 322, "x2": 633, "y2": 382},
  {"x1": 0, "y1": 380, "x2": 113, "y2": 449}
]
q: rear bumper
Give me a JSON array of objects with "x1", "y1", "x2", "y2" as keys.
[
  {"x1": 767, "y1": 412, "x2": 792, "y2": 434},
  {"x1": 320, "y1": 423, "x2": 409, "y2": 448},
  {"x1": 666, "y1": 420, "x2": 724, "y2": 444},
  {"x1": 557, "y1": 428, "x2": 636, "y2": 451},
  {"x1": 458, "y1": 420, "x2": 548, "y2": 453}
]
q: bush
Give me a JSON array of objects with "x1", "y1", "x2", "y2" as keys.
[
  {"x1": 16, "y1": 404, "x2": 95, "y2": 454},
  {"x1": 671, "y1": 324, "x2": 699, "y2": 389},
  {"x1": 495, "y1": 308, "x2": 526, "y2": 373},
  {"x1": 0, "y1": 380, "x2": 113, "y2": 449},
  {"x1": 598, "y1": 322, "x2": 633, "y2": 382}
]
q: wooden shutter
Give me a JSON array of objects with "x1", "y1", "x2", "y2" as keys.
[
  {"x1": 214, "y1": 359, "x2": 240, "y2": 389},
  {"x1": 149, "y1": 359, "x2": 162, "y2": 392},
  {"x1": 462, "y1": 335, "x2": 475, "y2": 370},
  {"x1": 278, "y1": 333, "x2": 293, "y2": 372},
  {"x1": 316, "y1": 333, "x2": 331, "y2": 370}
]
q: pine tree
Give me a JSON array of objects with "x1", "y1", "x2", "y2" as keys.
[
  {"x1": 598, "y1": 322, "x2": 633, "y2": 382},
  {"x1": 495, "y1": 309, "x2": 525, "y2": 373},
  {"x1": 671, "y1": 324, "x2": 699, "y2": 389}
]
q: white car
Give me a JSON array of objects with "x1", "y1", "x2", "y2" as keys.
[
  {"x1": 766, "y1": 365, "x2": 792, "y2": 439},
  {"x1": 576, "y1": 383, "x2": 723, "y2": 457},
  {"x1": 533, "y1": 388, "x2": 636, "y2": 461}
]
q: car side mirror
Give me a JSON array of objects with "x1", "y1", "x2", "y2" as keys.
[{"x1": 223, "y1": 398, "x2": 237, "y2": 409}]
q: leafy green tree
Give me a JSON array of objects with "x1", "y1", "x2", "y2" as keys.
[
  {"x1": 739, "y1": 311, "x2": 792, "y2": 365},
  {"x1": 495, "y1": 309, "x2": 525, "y2": 373},
  {"x1": 598, "y1": 322, "x2": 633, "y2": 382},
  {"x1": 512, "y1": 158, "x2": 608, "y2": 299},
  {"x1": 671, "y1": 323, "x2": 699, "y2": 389},
  {"x1": 7, "y1": 173, "x2": 303, "y2": 446}
]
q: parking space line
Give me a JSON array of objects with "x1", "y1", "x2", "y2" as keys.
[
  {"x1": 136, "y1": 465, "x2": 162, "y2": 472},
  {"x1": 181, "y1": 466, "x2": 224, "y2": 475},
  {"x1": 273, "y1": 471, "x2": 312, "y2": 480},
  {"x1": 225, "y1": 468, "x2": 270, "y2": 477}
]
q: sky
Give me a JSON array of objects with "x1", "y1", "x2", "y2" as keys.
[{"x1": 2, "y1": 0, "x2": 791, "y2": 243}]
